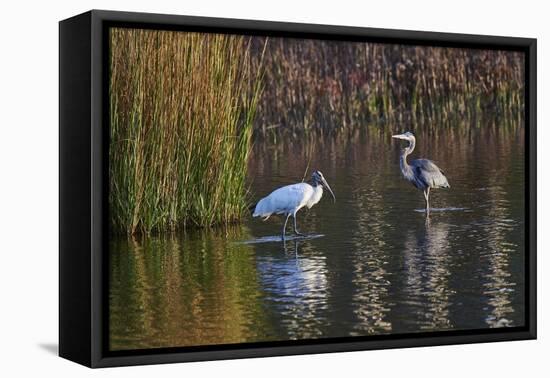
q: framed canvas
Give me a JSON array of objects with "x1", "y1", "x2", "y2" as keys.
[{"x1": 59, "y1": 10, "x2": 537, "y2": 368}]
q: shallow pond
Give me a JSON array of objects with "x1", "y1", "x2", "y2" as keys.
[{"x1": 110, "y1": 123, "x2": 525, "y2": 351}]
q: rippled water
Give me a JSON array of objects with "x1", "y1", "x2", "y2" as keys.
[{"x1": 110, "y1": 125, "x2": 525, "y2": 351}]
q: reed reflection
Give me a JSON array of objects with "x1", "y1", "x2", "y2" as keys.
[
  {"x1": 350, "y1": 184, "x2": 393, "y2": 335},
  {"x1": 482, "y1": 186, "x2": 519, "y2": 327},
  {"x1": 109, "y1": 227, "x2": 272, "y2": 350}
]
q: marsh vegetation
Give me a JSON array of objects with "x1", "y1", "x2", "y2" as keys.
[
  {"x1": 109, "y1": 29, "x2": 264, "y2": 234},
  {"x1": 109, "y1": 28, "x2": 524, "y2": 235},
  {"x1": 250, "y1": 39, "x2": 524, "y2": 138}
]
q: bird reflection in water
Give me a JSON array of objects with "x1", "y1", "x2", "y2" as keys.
[
  {"x1": 256, "y1": 239, "x2": 329, "y2": 340},
  {"x1": 402, "y1": 221, "x2": 454, "y2": 331}
]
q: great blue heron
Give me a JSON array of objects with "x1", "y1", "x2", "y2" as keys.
[
  {"x1": 392, "y1": 132, "x2": 450, "y2": 214},
  {"x1": 252, "y1": 170, "x2": 336, "y2": 240}
]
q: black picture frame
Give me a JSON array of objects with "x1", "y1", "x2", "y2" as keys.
[{"x1": 59, "y1": 9, "x2": 537, "y2": 368}]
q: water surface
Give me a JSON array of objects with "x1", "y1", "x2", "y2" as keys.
[{"x1": 110, "y1": 124, "x2": 525, "y2": 350}]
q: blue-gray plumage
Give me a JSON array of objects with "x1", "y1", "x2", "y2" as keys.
[{"x1": 392, "y1": 132, "x2": 450, "y2": 213}]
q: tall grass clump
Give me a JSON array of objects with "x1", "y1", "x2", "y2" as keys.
[
  {"x1": 110, "y1": 29, "x2": 264, "y2": 234},
  {"x1": 248, "y1": 38, "x2": 525, "y2": 137}
]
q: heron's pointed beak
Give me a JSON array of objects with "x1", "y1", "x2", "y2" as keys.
[
  {"x1": 322, "y1": 178, "x2": 336, "y2": 203},
  {"x1": 392, "y1": 134, "x2": 408, "y2": 140}
]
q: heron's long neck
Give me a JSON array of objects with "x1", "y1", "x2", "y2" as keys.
[{"x1": 400, "y1": 139, "x2": 415, "y2": 179}]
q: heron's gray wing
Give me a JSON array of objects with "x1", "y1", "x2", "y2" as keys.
[
  {"x1": 411, "y1": 159, "x2": 440, "y2": 172},
  {"x1": 411, "y1": 159, "x2": 450, "y2": 188}
]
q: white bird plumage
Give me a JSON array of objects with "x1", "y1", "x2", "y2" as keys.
[
  {"x1": 253, "y1": 183, "x2": 320, "y2": 220},
  {"x1": 252, "y1": 170, "x2": 335, "y2": 240}
]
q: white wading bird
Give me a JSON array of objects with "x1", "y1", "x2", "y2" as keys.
[
  {"x1": 252, "y1": 170, "x2": 336, "y2": 240},
  {"x1": 392, "y1": 131, "x2": 450, "y2": 214}
]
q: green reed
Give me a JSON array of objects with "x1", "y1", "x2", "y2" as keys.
[
  {"x1": 109, "y1": 29, "x2": 264, "y2": 234},
  {"x1": 248, "y1": 38, "x2": 525, "y2": 137}
]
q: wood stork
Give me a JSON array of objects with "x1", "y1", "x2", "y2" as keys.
[
  {"x1": 392, "y1": 132, "x2": 450, "y2": 214},
  {"x1": 252, "y1": 170, "x2": 336, "y2": 240}
]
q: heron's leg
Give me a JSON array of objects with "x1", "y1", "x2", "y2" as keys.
[
  {"x1": 293, "y1": 213, "x2": 305, "y2": 236},
  {"x1": 425, "y1": 187, "x2": 431, "y2": 214},
  {"x1": 281, "y1": 213, "x2": 291, "y2": 241}
]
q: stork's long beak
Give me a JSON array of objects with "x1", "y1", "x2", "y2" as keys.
[
  {"x1": 392, "y1": 133, "x2": 408, "y2": 140},
  {"x1": 322, "y1": 177, "x2": 336, "y2": 203}
]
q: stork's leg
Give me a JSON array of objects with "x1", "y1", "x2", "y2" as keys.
[
  {"x1": 293, "y1": 213, "x2": 305, "y2": 236},
  {"x1": 281, "y1": 213, "x2": 291, "y2": 241}
]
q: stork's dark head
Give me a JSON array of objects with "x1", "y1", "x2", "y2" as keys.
[
  {"x1": 311, "y1": 170, "x2": 323, "y2": 185},
  {"x1": 311, "y1": 170, "x2": 336, "y2": 202}
]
